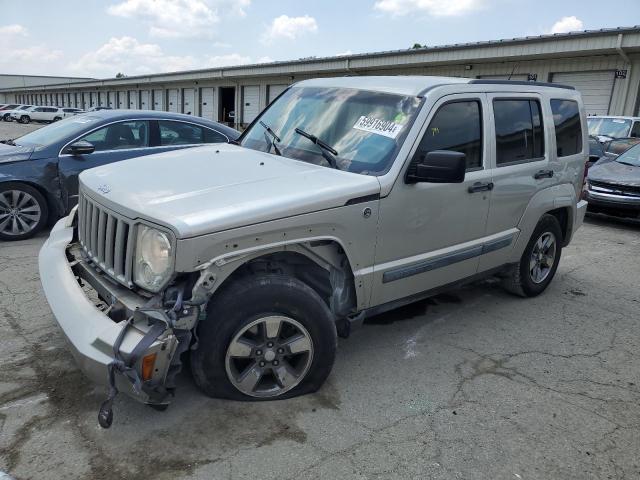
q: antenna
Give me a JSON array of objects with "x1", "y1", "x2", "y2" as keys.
[{"x1": 507, "y1": 62, "x2": 519, "y2": 80}]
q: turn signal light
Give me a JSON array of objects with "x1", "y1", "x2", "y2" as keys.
[{"x1": 141, "y1": 353, "x2": 157, "y2": 381}]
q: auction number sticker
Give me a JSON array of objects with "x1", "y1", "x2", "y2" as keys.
[{"x1": 353, "y1": 116, "x2": 403, "y2": 139}]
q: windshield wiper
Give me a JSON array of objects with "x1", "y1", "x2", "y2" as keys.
[
  {"x1": 259, "y1": 121, "x2": 282, "y2": 156},
  {"x1": 294, "y1": 127, "x2": 339, "y2": 169},
  {"x1": 616, "y1": 160, "x2": 636, "y2": 166}
]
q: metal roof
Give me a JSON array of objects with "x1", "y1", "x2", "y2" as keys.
[{"x1": 2, "y1": 25, "x2": 639, "y2": 92}]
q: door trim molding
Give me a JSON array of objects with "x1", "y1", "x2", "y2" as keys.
[{"x1": 381, "y1": 230, "x2": 517, "y2": 284}]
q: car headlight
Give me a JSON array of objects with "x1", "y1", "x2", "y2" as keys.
[{"x1": 133, "y1": 225, "x2": 173, "y2": 292}]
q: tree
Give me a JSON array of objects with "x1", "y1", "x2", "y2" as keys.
[
  {"x1": 115, "y1": 72, "x2": 126, "y2": 78},
  {"x1": 411, "y1": 43, "x2": 423, "y2": 49}
]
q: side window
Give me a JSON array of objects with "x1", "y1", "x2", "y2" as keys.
[
  {"x1": 631, "y1": 121, "x2": 640, "y2": 138},
  {"x1": 76, "y1": 121, "x2": 149, "y2": 152},
  {"x1": 494, "y1": 99, "x2": 544, "y2": 165},
  {"x1": 551, "y1": 99, "x2": 582, "y2": 157},
  {"x1": 159, "y1": 121, "x2": 206, "y2": 146},
  {"x1": 414, "y1": 100, "x2": 483, "y2": 170}
]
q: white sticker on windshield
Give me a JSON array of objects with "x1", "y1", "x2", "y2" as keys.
[{"x1": 353, "y1": 116, "x2": 403, "y2": 139}]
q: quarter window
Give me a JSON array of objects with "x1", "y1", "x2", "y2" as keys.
[
  {"x1": 414, "y1": 100, "x2": 483, "y2": 170},
  {"x1": 158, "y1": 120, "x2": 226, "y2": 146},
  {"x1": 551, "y1": 99, "x2": 582, "y2": 157},
  {"x1": 494, "y1": 99, "x2": 544, "y2": 165}
]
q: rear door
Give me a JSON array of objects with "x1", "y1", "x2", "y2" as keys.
[{"x1": 478, "y1": 93, "x2": 554, "y2": 271}]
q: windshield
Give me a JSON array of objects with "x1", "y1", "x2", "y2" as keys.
[
  {"x1": 615, "y1": 143, "x2": 640, "y2": 167},
  {"x1": 13, "y1": 115, "x2": 101, "y2": 149},
  {"x1": 240, "y1": 86, "x2": 422, "y2": 175},
  {"x1": 587, "y1": 118, "x2": 632, "y2": 138}
]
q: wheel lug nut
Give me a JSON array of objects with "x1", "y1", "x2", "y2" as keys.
[
  {"x1": 256, "y1": 350, "x2": 262, "y2": 356},
  {"x1": 273, "y1": 360, "x2": 279, "y2": 366},
  {"x1": 267, "y1": 342, "x2": 274, "y2": 348},
  {"x1": 277, "y1": 348, "x2": 284, "y2": 354},
  {"x1": 259, "y1": 361, "x2": 266, "y2": 367}
]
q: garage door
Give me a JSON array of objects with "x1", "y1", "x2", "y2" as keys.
[
  {"x1": 167, "y1": 89, "x2": 179, "y2": 112},
  {"x1": 201, "y1": 87, "x2": 215, "y2": 120},
  {"x1": 107, "y1": 92, "x2": 115, "y2": 108},
  {"x1": 552, "y1": 71, "x2": 615, "y2": 116},
  {"x1": 153, "y1": 89, "x2": 164, "y2": 110},
  {"x1": 183, "y1": 88, "x2": 196, "y2": 115},
  {"x1": 129, "y1": 90, "x2": 139, "y2": 109},
  {"x1": 268, "y1": 84, "x2": 288, "y2": 104},
  {"x1": 140, "y1": 90, "x2": 150, "y2": 109},
  {"x1": 242, "y1": 85, "x2": 260, "y2": 124},
  {"x1": 118, "y1": 91, "x2": 127, "y2": 109},
  {"x1": 99, "y1": 92, "x2": 107, "y2": 107}
]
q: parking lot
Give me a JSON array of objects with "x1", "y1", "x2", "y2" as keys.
[{"x1": 0, "y1": 121, "x2": 638, "y2": 479}]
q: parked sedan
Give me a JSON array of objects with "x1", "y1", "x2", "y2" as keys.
[
  {"x1": 0, "y1": 110, "x2": 239, "y2": 240},
  {"x1": 586, "y1": 142, "x2": 640, "y2": 219}
]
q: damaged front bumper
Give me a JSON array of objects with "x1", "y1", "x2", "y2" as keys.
[{"x1": 39, "y1": 217, "x2": 190, "y2": 406}]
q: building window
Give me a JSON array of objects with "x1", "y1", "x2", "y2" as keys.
[
  {"x1": 494, "y1": 99, "x2": 544, "y2": 165},
  {"x1": 551, "y1": 99, "x2": 582, "y2": 157}
]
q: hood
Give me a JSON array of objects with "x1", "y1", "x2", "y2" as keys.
[
  {"x1": 80, "y1": 144, "x2": 381, "y2": 238},
  {"x1": 589, "y1": 159, "x2": 640, "y2": 187},
  {"x1": 0, "y1": 143, "x2": 35, "y2": 164}
]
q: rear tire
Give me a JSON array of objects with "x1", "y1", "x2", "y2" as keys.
[
  {"x1": 502, "y1": 214, "x2": 563, "y2": 297},
  {"x1": 20, "y1": 115, "x2": 30, "y2": 124},
  {"x1": 3, "y1": 114, "x2": 12, "y2": 122},
  {"x1": 191, "y1": 274, "x2": 337, "y2": 401},
  {"x1": 0, "y1": 182, "x2": 49, "y2": 241}
]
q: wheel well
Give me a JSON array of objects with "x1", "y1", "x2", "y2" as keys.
[
  {"x1": 215, "y1": 248, "x2": 357, "y2": 319},
  {"x1": 546, "y1": 207, "x2": 569, "y2": 245}
]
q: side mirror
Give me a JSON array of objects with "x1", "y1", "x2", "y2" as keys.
[
  {"x1": 408, "y1": 150, "x2": 466, "y2": 184},
  {"x1": 67, "y1": 140, "x2": 95, "y2": 156},
  {"x1": 588, "y1": 154, "x2": 601, "y2": 162}
]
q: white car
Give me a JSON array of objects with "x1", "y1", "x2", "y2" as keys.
[
  {"x1": 2, "y1": 104, "x2": 33, "y2": 122},
  {"x1": 11, "y1": 106, "x2": 66, "y2": 124},
  {"x1": 61, "y1": 108, "x2": 85, "y2": 118}
]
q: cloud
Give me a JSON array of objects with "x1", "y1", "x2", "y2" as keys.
[
  {"x1": 204, "y1": 53, "x2": 252, "y2": 67},
  {"x1": 373, "y1": 0, "x2": 481, "y2": 16},
  {"x1": 0, "y1": 24, "x2": 28, "y2": 36},
  {"x1": 263, "y1": 15, "x2": 318, "y2": 43},
  {"x1": 107, "y1": 0, "x2": 250, "y2": 38},
  {"x1": 0, "y1": 24, "x2": 64, "y2": 75},
  {"x1": 549, "y1": 16, "x2": 584, "y2": 34}
]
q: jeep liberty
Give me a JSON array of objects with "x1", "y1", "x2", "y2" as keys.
[{"x1": 39, "y1": 76, "x2": 589, "y2": 427}]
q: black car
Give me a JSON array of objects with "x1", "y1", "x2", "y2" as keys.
[
  {"x1": 0, "y1": 110, "x2": 239, "y2": 240},
  {"x1": 586, "y1": 142, "x2": 640, "y2": 218}
]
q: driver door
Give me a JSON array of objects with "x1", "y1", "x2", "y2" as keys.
[
  {"x1": 57, "y1": 120, "x2": 153, "y2": 210},
  {"x1": 372, "y1": 94, "x2": 494, "y2": 305}
]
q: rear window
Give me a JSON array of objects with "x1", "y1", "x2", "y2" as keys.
[
  {"x1": 494, "y1": 99, "x2": 544, "y2": 165},
  {"x1": 551, "y1": 99, "x2": 582, "y2": 157}
]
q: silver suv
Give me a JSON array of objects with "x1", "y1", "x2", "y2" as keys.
[{"x1": 39, "y1": 76, "x2": 588, "y2": 427}]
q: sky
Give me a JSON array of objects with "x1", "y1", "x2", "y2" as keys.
[{"x1": 1, "y1": 0, "x2": 639, "y2": 79}]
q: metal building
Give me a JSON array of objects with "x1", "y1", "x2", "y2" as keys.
[{"x1": 2, "y1": 26, "x2": 639, "y2": 128}]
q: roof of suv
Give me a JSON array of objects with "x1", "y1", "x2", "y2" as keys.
[{"x1": 295, "y1": 75, "x2": 574, "y2": 97}]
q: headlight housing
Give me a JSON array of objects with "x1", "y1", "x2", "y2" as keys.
[{"x1": 133, "y1": 225, "x2": 173, "y2": 292}]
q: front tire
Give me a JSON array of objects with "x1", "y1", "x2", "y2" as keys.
[
  {"x1": 53, "y1": 116, "x2": 62, "y2": 122},
  {"x1": 191, "y1": 274, "x2": 337, "y2": 401},
  {"x1": 20, "y1": 115, "x2": 30, "y2": 124},
  {"x1": 502, "y1": 214, "x2": 563, "y2": 297},
  {"x1": 0, "y1": 182, "x2": 49, "y2": 241}
]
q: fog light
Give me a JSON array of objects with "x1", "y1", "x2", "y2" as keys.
[{"x1": 141, "y1": 353, "x2": 157, "y2": 381}]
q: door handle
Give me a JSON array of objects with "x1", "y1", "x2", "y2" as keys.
[
  {"x1": 534, "y1": 169, "x2": 554, "y2": 179},
  {"x1": 468, "y1": 181, "x2": 494, "y2": 193}
]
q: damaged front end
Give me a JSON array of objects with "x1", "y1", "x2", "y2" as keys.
[{"x1": 39, "y1": 210, "x2": 202, "y2": 428}]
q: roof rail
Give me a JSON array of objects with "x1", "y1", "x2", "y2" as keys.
[{"x1": 469, "y1": 79, "x2": 575, "y2": 90}]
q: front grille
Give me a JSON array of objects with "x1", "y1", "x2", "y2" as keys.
[
  {"x1": 77, "y1": 192, "x2": 135, "y2": 288},
  {"x1": 589, "y1": 180, "x2": 640, "y2": 198}
]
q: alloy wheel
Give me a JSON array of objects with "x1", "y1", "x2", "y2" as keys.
[
  {"x1": 0, "y1": 190, "x2": 42, "y2": 237},
  {"x1": 529, "y1": 231, "x2": 556, "y2": 284},
  {"x1": 225, "y1": 315, "x2": 314, "y2": 398}
]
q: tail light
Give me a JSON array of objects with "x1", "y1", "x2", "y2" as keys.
[{"x1": 581, "y1": 161, "x2": 589, "y2": 200}]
